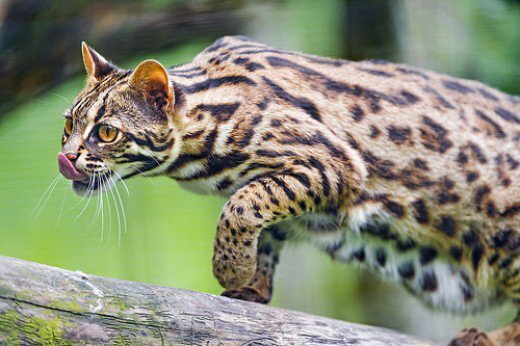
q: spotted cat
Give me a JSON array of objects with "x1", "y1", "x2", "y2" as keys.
[{"x1": 58, "y1": 36, "x2": 519, "y2": 345}]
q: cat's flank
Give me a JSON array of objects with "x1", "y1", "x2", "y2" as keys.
[{"x1": 58, "y1": 36, "x2": 519, "y2": 345}]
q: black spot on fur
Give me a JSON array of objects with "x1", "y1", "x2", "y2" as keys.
[
  {"x1": 419, "y1": 246, "x2": 438, "y2": 265},
  {"x1": 398, "y1": 262, "x2": 415, "y2": 279},
  {"x1": 265, "y1": 227, "x2": 287, "y2": 241},
  {"x1": 396, "y1": 238, "x2": 417, "y2": 252},
  {"x1": 492, "y1": 229, "x2": 515, "y2": 249},
  {"x1": 462, "y1": 229, "x2": 479, "y2": 246},
  {"x1": 256, "y1": 98, "x2": 269, "y2": 110},
  {"x1": 474, "y1": 109, "x2": 506, "y2": 139},
  {"x1": 420, "y1": 116, "x2": 453, "y2": 153},
  {"x1": 384, "y1": 200, "x2": 405, "y2": 218},
  {"x1": 351, "y1": 105, "x2": 365, "y2": 122},
  {"x1": 488, "y1": 253, "x2": 499, "y2": 266},
  {"x1": 478, "y1": 88, "x2": 499, "y2": 101},
  {"x1": 359, "y1": 67, "x2": 394, "y2": 77},
  {"x1": 421, "y1": 271, "x2": 438, "y2": 292},
  {"x1": 259, "y1": 243, "x2": 272, "y2": 255},
  {"x1": 411, "y1": 199, "x2": 429, "y2": 224},
  {"x1": 475, "y1": 185, "x2": 491, "y2": 211},
  {"x1": 413, "y1": 159, "x2": 429, "y2": 170},
  {"x1": 388, "y1": 125, "x2": 411, "y2": 144},
  {"x1": 369, "y1": 125, "x2": 381, "y2": 138},
  {"x1": 461, "y1": 283, "x2": 475, "y2": 302},
  {"x1": 375, "y1": 248, "x2": 387, "y2": 267},
  {"x1": 471, "y1": 243, "x2": 484, "y2": 270},
  {"x1": 217, "y1": 178, "x2": 233, "y2": 190},
  {"x1": 466, "y1": 171, "x2": 479, "y2": 183},
  {"x1": 449, "y1": 246, "x2": 463, "y2": 261},
  {"x1": 352, "y1": 248, "x2": 365, "y2": 262},
  {"x1": 495, "y1": 107, "x2": 520, "y2": 124},
  {"x1": 436, "y1": 215, "x2": 456, "y2": 236},
  {"x1": 442, "y1": 80, "x2": 474, "y2": 94}
]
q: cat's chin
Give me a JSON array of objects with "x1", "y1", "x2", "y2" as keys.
[{"x1": 72, "y1": 179, "x2": 108, "y2": 196}]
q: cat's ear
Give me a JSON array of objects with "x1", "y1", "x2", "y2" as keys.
[
  {"x1": 81, "y1": 42, "x2": 117, "y2": 80},
  {"x1": 129, "y1": 59, "x2": 174, "y2": 112}
]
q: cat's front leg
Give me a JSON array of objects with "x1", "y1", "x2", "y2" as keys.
[
  {"x1": 221, "y1": 226, "x2": 286, "y2": 303},
  {"x1": 212, "y1": 173, "x2": 321, "y2": 289}
]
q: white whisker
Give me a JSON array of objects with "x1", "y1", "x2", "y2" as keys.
[
  {"x1": 108, "y1": 176, "x2": 122, "y2": 247},
  {"x1": 141, "y1": 150, "x2": 161, "y2": 166},
  {"x1": 112, "y1": 175, "x2": 128, "y2": 236},
  {"x1": 84, "y1": 174, "x2": 101, "y2": 238},
  {"x1": 131, "y1": 165, "x2": 156, "y2": 185},
  {"x1": 32, "y1": 174, "x2": 61, "y2": 218},
  {"x1": 99, "y1": 174, "x2": 105, "y2": 247},
  {"x1": 75, "y1": 188, "x2": 93, "y2": 221},
  {"x1": 33, "y1": 175, "x2": 62, "y2": 219},
  {"x1": 103, "y1": 174, "x2": 113, "y2": 249},
  {"x1": 53, "y1": 187, "x2": 69, "y2": 234},
  {"x1": 50, "y1": 91, "x2": 71, "y2": 105},
  {"x1": 113, "y1": 171, "x2": 130, "y2": 196},
  {"x1": 71, "y1": 175, "x2": 95, "y2": 210}
]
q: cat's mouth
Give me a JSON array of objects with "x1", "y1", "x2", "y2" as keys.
[{"x1": 58, "y1": 153, "x2": 115, "y2": 195}]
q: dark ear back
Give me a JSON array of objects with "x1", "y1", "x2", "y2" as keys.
[
  {"x1": 81, "y1": 42, "x2": 118, "y2": 80},
  {"x1": 129, "y1": 59, "x2": 174, "y2": 112}
]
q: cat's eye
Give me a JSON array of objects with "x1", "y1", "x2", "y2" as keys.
[
  {"x1": 98, "y1": 124, "x2": 118, "y2": 143},
  {"x1": 64, "y1": 118, "x2": 72, "y2": 135}
]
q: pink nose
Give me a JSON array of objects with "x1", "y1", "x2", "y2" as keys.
[
  {"x1": 65, "y1": 153, "x2": 78, "y2": 162},
  {"x1": 58, "y1": 152, "x2": 89, "y2": 182}
]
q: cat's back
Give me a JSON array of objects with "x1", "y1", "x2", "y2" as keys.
[{"x1": 176, "y1": 36, "x2": 519, "y2": 230}]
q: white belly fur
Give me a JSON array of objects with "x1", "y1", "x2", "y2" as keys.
[{"x1": 280, "y1": 212, "x2": 502, "y2": 314}]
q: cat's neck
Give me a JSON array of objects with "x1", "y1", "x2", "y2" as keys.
[{"x1": 165, "y1": 69, "x2": 221, "y2": 179}]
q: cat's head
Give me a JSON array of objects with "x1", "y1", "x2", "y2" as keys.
[{"x1": 59, "y1": 43, "x2": 185, "y2": 196}]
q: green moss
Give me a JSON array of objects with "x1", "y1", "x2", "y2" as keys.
[
  {"x1": 113, "y1": 333, "x2": 133, "y2": 346},
  {"x1": 106, "y1": 295, "x2": 132, "y2": 312},
  {"x1": 48, "y1": 300, "x2": 83, "y2": 314},
  {"x1": 0, "y1": 308, "x2": 73, "y2": 345},
  {"x1": 0, "y1": 310, "x2": 21, "y2": 345}
]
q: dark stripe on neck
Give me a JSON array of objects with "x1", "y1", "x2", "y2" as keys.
[{"x1": 181, "y1": 76, "x2": 257, "y2": 94}]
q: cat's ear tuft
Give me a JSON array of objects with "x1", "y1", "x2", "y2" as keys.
[
  {"x1": 81, "y1": 42, "x2": 117, "y2": 80},
  {"x1": 129, "y1": 59, "x2": 174, "y2": 112}
]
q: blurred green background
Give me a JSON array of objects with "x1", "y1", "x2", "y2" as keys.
[{"x1": 0, "y1": 0, "x2": 519, "y2": 343}]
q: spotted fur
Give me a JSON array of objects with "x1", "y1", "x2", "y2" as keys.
[{"x1": 62, "y1": 37, "x2": 520, "y2": 344}]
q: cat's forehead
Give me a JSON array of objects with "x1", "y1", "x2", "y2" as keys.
[{"x1": 70, "y1": 73, "x2": 134, "y2": 121}]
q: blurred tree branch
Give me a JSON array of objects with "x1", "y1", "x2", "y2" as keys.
[
  {"x1": 0, "y1": 255, "x2": 435, "y2": 345},
  {"x1": 0, "y1": 0, "x2": 243, "y2": 114}
]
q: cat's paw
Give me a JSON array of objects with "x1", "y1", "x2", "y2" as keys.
[
  {"x1": 221, "y1": 287, "x2": 270, "y2": 304},
  {"x1": 212, "y1": 251, "x2": 256, "y2": 289},
  {"x1": 449, "y1": 328, "x2": 495, "y2": 346}
]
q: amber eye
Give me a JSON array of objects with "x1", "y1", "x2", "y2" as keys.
[
  {"x1": 98, "y1": 124, "x2": 118, "y2": 143},
  {"x1": 64, "y1": 118, "x2": 72, "y2": 135}
]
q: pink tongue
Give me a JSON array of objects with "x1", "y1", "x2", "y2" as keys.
[{"x1": 57, "y1": 153, "x2": 89, "y2": 182}]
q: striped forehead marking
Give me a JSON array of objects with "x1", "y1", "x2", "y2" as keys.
[{"x1": 71, "y1": 72, "x2": 131, "y2": 119}]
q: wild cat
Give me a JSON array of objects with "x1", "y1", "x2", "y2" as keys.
[{"x1": 58, "y1": 37, "x2": 519, "y2": 345}]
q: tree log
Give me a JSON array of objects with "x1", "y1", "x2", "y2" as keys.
[{"x1": 0, "y1": 255, "x2": 435, "y2": 345}]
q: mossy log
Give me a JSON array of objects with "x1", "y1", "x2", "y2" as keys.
[{"x1": 0, "y1": 255, "x2": 435, "y2": 345}]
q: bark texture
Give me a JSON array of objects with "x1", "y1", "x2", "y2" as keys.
[{"x1": 0, "y1": 255, "x2": 435, "y2": 345}]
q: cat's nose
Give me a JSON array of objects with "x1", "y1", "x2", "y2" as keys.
[{"x1": 65, "y1": 153, "x2": 78, "y2": 163}]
